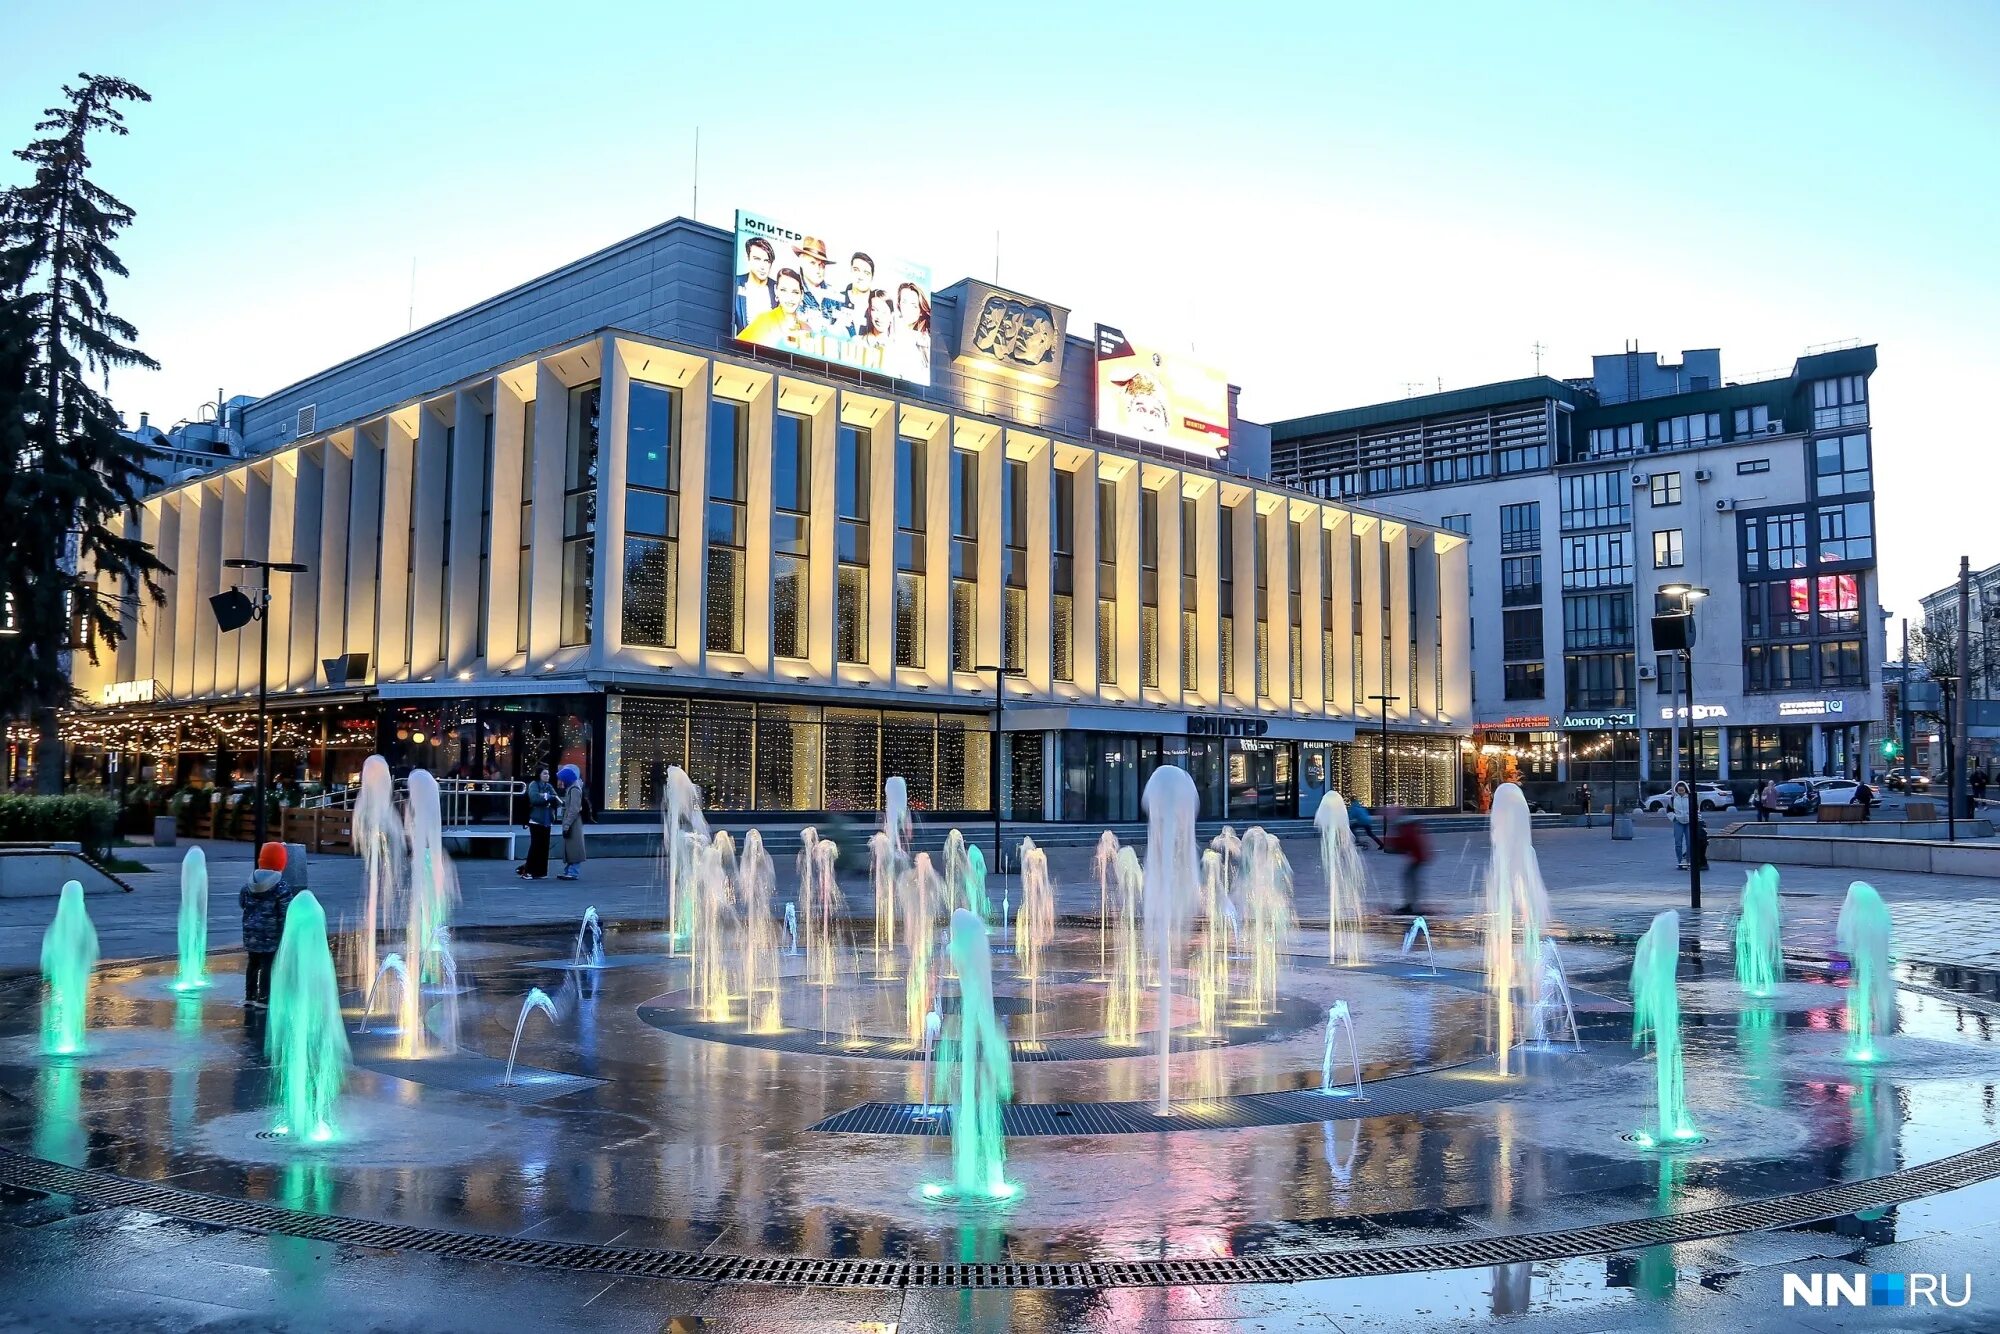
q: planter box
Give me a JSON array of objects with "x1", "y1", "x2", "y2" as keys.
[{"x1": 151, "y1": 815, "x2": 177, "y2": 847}]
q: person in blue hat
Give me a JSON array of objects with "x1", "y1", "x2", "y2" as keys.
[{"x1": 556, "y1": 764, "x2": 589, "y2": 881}]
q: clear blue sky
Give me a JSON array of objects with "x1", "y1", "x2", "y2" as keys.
[{"x1": 7, "y1": 0, "x2": 1996, "y2": 627}]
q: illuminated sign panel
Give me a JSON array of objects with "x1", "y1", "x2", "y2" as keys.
[
  {"x1": 951, "y1": 280, "x2": 1068, "y2": 385},
  {"x1": 731, "y1": 210, "x2": 933, "y2": 385},
  {"x1": 1093, "y1": 325, "x2": 1230, "y2": 458}
]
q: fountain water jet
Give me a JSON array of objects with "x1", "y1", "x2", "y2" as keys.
[
  {"x1": 1482, "y1": 784, "x2": 1552, "y2": 1072},
  {"x1": 1239, "y1": 827, "x2": 1294, "y2": 1017},
  {"x1": 356, "y1": 953, "x2": 410, "y2": 1034},
  {"x1": 1320, "y1": 1000, "x2": 1365, "y2": 1099},
  {"x1": 1313, "y1": 792, "x2": 1366, "y2": 966},
  {"x1": 268, "y1": 892, "x2": 350, "y2": 1142},
  {"x1": 572, "y1": 907, "x2": 604, "y2": 969},
  {"x1": 691, "y1": 833, "x2": 739, "y2": 1022},
  {"x1": 902, "y1": 854, "x2": 943, "y2": 1044},
  {"x1": 351, "y1": 755, "x2": 402, "y2": 992},
  {"x1": 869, "y1": 830, "x2": 900, "y2": 973},
  {"x1": 40, "y1": 881, "x2": 98, "y2": 1056},
  {"x1": 1400, "y1": 917, "x2": 1438, "y2": 975},
  {"x1": 1532, "y1": 947, "x2": 1582, "y2": 1052},
  {"x1": 1208, "y1": 827, "x2": 1242, "y2": 947},
  {"x1": 1630, "y1": 910, "x2": 1696, "y2": 1145},
  {"x1": 803, "y1": 838, "x2": 843, "y2": 987},
  {"x1": 660, "y1": 767, "x2": 709, "y2": 954},
  {"x1": 1735, "y1": 864, "x2": 1784, "y2": 998},
  {"x1": 1194, "y1": 849, "x2": 1233, "y2": 1037},
  {"x1": 502, "y1": 988, "x2": 558, "y2": 1086},
  {"x1": 913, "y1": 1008, "x2": 944, "y2": 1121},
  {"x1": 1015, "y1": 839, "x2": 1054, "y2": 1046},
  {"x1": 737, "y1": 831, "x2": 782, "y2": 1032},
  {"x1": 1143, "y1": 764, "x2": 1201, "y2": 1114},
  {"x1": 1105, "y1": 846, "x2": 1145, "y2": 1045},
  {"x1": 943, "y1": 829, "x2": 969, "y2": 914},
  {"x1": 783, "y1": 902, "x2": 799, "y2": 956},
  {"x1": 964, "y1": 845, "x2": 990, "y2": 924},
  {"x1": 1837, "y1": 881, "x2": 1894, "y2": 1062},
  {"x1": 174, "y1": 847, "x2": 210, "y2": 991},
  {"x1": 403, "y1": 772, "x2": 459, "y2": 991},
  {"x1": 928, "y1": 908, "x2": 1014, "y2": 1202}
]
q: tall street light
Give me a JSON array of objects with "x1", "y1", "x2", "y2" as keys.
[
  {"x1": 975, "y1": 662, "x2": 1024, "y2": 875},
  {"x1": 1368, "y1": 693, "x2": 1401, "y2": 808},
  {"x1": 213, "y1": 558, "x2": 308, "y2": 847},
  {"x1": 1659, "y1": 582, "x2": 1708, "y2": 912}
]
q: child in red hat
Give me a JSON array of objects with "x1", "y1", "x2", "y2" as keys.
[{"x1": 240, "y1": 842, "x2": 294, "y2": 1008}]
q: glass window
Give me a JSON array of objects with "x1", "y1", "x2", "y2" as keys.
[
  {"x1": 705, "y1": 398, "x2": 748, "y2": 654},
  {"x1": 1503, "y1": 662, "x2": 1545, "y2": 700},
  {"x1": 1816, "y1": 501, "x2": 1873, "y2": 563},
  {"x1": 896, "y1": 435, "x2": 927, "y2": 669},
  {"x1": 1818, "y1": 639, "x2": 1865, "y2": 687},
  {"x1": 1003, "y1": 460, "x2": 1026, "y2": 673},
  {"x1": 1649, "y1": 472, "x2": 1681, "y2": 507},
  {"x1": 950, "y1": 447, "x2": 977, "y2": 671},
  {"x1": 1563, "y1": 652, "x2": 1633, "y2": 709},
  {"x1": 1814, "y1": 432, "x2": 1871, "y2": 497},
  {"x1": 1588, "y1": 423, "x2": 1644, "y2": 457},
  {"x1": 836, "y1": 424, "x2": 869, "y2": 664},
  {"x1": 624, "y1": 382, "x2": 679, "y2": 649},
  {"x1": 1653, "y1": 412, "x2": 1721, "y2": 450},
  {"x1": 1732, "y1": 404, "x2": 1771, "y2": 437},
  {"x1": 1052, "y1": 469, "x2": 1075, "y2": 683},
  {"x1": 517, "y1": 401, "x2": 535, "y2": 653},
  {"x1": 1736, "y1": 458, "x2": 1770, "y2": 475},
  {"x1": 1502, "y1": 608, "x2": 1542, "y2": 660},
  {"x1": 560, "y1": 383, "x2": 600, "y2": 647},
  {"x1": 1441, "y1": 513, "x2": 1471, "y2": 535},
  {"x1": 1562, "y1": 591, "x2": 1634, "y2": 650},
  {"x1": 1743, "y1": 511, "x2": 1807, "y2": 572},
  {"x1": 1501, "y1": 555, "x2": 1541, "y2": 607},
  {"x1": 1811, "y1": 375, "x2": 1868, "y2": 430},
  {"x1": 1500, "y1": 502, "x2": 1541, "y2": 553},
  {"x1": 773, "y1": 412, "x2": 810, "y2": 513},
  {"x1": 1560, "y1": 532, "x2": 1632, "y2": 589},
  {"x1": 1559, "y1": 469, "x2": 1631, "y2": 531},
  {"x1": 1652, "y1": 528, "x2": 1684, "y2": 569}
]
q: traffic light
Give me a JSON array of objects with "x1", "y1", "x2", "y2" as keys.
[{"x1": 1882, "y1": 738, "x2": 1901, "y2": 759}]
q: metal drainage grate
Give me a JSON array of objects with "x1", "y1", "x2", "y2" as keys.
[{"x1": 4, "y1": 1141, "x2": 2000, "y2": 1289}]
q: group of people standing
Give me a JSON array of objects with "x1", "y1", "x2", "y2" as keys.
[{"x1": 517, "y1": 764, "x2": 588, "y2": 882}]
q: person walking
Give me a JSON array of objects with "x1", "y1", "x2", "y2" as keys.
[
  {"x1": 1669, "y1": 780, "x2": 1693, "y2": 871},
  {"x1": 1973, "y1": 766, "x2": 1991, "y2": 807},
  {"x1": 517, "y1": 766, "x2": 555, "y2": 880},
  {"x1": 1382, "y1": 806, "x2": 1432, "y2": 914},
  {"x1": 557, "y1": 764, "x2": 589, "y2": 881},
  {"x1": 1756, "y1": 779, "x2": 1778, "y2": 822},
  {"x1": 1348, "y1": 801, "x2": 1385, "y2": 850},
  {"x1": 239, "y1": 842, "x2": 295, "y2": 1009}
]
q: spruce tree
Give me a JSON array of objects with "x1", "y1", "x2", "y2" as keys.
[{"x1": 0, "y1": 74, "x2": 164, "y2": 791}]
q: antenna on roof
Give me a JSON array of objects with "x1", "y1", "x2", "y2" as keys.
[{"x1": 1533, "y1": 340, "x2": 1547, "y2": 374}]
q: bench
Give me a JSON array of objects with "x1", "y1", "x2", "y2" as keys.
[{"x1": 1817, "y1": 804, "x2": 1867, "y2": 824}]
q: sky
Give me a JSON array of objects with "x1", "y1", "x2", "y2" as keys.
[{"x1": 6, "y1": 0, "x2": 1997, "y2": 629}]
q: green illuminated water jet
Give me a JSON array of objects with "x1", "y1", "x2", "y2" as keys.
[
  {"x1": 268, "y1": 891, "x2": 351, "y2": 1143},
  {"x1": 1836, "y1": 881, "x2": 1893, "y2": 1063},
  {"x1": 40, "y1": 880, "x2": 98, "y2": 1056},
  {"x1": 1630, "y1": 909, "x2": 1696, "y2": 1146},
  {"x1": 927, "y1": 907, "x2": 1015, "y2": 1203},
  {"x1": 175, "y1": 847, "x2": 210, "y2": 991},
  {"x1": 1733, "y1": 863, "x2": 1782, "y2": 998}
]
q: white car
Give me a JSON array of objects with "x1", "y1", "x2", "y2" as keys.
[
  {"x1": 1638, "y1": 782, "x2": 1736, "y2": 813},
  {"x1": 1805, "y1": 777, "x2": 1862, "y2": 806}
]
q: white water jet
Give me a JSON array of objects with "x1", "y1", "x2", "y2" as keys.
[
  {"x1": 501, "y1": 988, "x2": 558, "y2": 1087},
  {"x1": 401, "y1": 772, "x2": 460, "y2": 1056},
  {"x1": 660, "y1": 766, "x2": 708, "y2": 954},
  {"x1": 1093, "y1": 831, "x2": 1121, "y2": 978},
  {"x1": 1532, "y1": 942, "x2": 1582, "y2": 1051},
  {"x1": 803, "y1": 837, "x2": 844, "y2": 992},
  {"x1": 173, "y1": 847, "x2": 210, "y2": 992},
  {"x1": 572, "y1": 907, "x2": 604, "y2": 969},
  {"x1": 351, "y1": 754, "x2": 403, "y2": 993},
  {"x1": 913, "y1": 1008, "x2": 944, "y2": 1121},
  {"x1": 869, "y1": 829, "x2": 900, "y2": 970},
  {"x1": 1400, "y1": 916, "x2": 1438, "y2": 976},
  {"x1": 943, "y1": 829, "x2": 969, "y2": 915},
  {"x1": 1320, "y1": 1000, "x2": 1366, "y2": 1099},
  {"x1": 1482, "y1": 783, "x2": 1553, "y2": 1073},
  {"x1": 783, "y1": 902, "x2": 800, "y2": 957},
  {"x1": 1313, "y1": 791, "x2": 1367, "y2": 966},
  {"x1": 1143, "y1": 764, "x2": 1201, "y2": 1114},
  {"x1": 1238, "y1": 827, "x2": 1294, "y2": 1017},
  {"x1": 356, "y1": 953, "x2": 410, "y2": 1035},
  {"x1": 738, "y1": 830, "x2": 781, "y2": 1032}
]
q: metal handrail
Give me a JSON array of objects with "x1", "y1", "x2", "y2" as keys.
[{"x1": 301, "y1": 777, "x2": 527, "y2": 827}]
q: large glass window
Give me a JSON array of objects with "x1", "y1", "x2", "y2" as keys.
[
  {"x1": 1743, "y1": 510, "x2": 1807, "y2": 572},
  {"x1": 705, "y1": 397, "x2": 747, "y2": 653},
  {"x1": 1559, "y1": 469, "x2": 1630, "y2": 531},
  {"x1": 1097, "y1": 479, "x2": 1118, "y2": 684},
  {"x1": 1141, "y1": 488, "x2": 1161, "y2": 689},
  {"x1": 623, "y1": 382, "x2": 680, "y2": 648},
  {"x1": 517, "y1": 399, "x2": 535, "y2": 653},
  {"x1": 836, "y1": 424, "x2": 869, "y2": 664},
  {"x1": 1560, "y1": 532, "x2": 1632, "y2": 590},
  {"x1": 1501, "y1": 555, "x2": 1541, "y2": 607},
  {"x1": 1003, "y1": 459, "x2": 1026, "y2": 673},
  {"x1": 1562, "y1": 591, "x2": 1633, "y2": 650},
  {"x1": 1564, "y1": 652, "x2": 1633, "y2": 709},
  {"x1": 1653, "y1": 412, "x2": 1721, "y2": 450},
  {"x1": 772, "y1": 411, "x2": 810, "y2": 659},
  {"x1": 1052, "y1": 468, "x2": 1075, "y2": 682},
  {"x1": 950, "y1": 446, "x2": 977, "y2": 673},
  {"x1": 1182, "y1": 496, "x2": 1200, "y2": 692},
  {"x1": 1649, "y1": 471, "x2": 1681, "y2": 507},
  {"x1": 1732, "y1": 404, "x2": 1771, "y2": 437},
  {"x1": 1218, "y1": 504, "x2": 1237, "y2": 695},
  {"x1": 1811, "y1": 375, "x2": 1868, "y2": 430},
  {"x1": 1588, "y1": 423, "x2": 1644, "y2": 457},
  {"x1": 1503, "y1": 662, "x2": 1545, "y2": 700},
  {"x1": 1500, "y1": 502, "x2": 1540, "y2": 553},
  {"x1": 1652, "y1": 528, "x2": 1684, "y2": 569},
  {"x1": 1502, "y1": 608, "x2": 1543, "y2": 660},
  {"x1": 895, "y1": 434, "x2": 927, "y2": 668},
  {"x1": 1814, "y1": 432, "x2": 1871, "y2": 498},
  {"x1": 561, "y1": 383, "x2": 600, "y2": 646}
]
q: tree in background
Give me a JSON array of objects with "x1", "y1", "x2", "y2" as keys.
[{"x1": 0, "y1": 74, "x2": 164, "y2": 792}]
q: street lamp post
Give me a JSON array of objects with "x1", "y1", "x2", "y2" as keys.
[
  {"x1": 214, "y1": 558, "x2": 308, "y2": 848},
  {"x1": 976, "y1": 663, "x2": 1023, "y2": 875},
  {"x1": 1660, "y1": 583, "x2": 1708, "y2": 913},
  {"x1": 1368, "y1": 693, "x2": 1401, "y2": 808}
]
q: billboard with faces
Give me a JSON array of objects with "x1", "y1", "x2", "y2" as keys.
[
  {"x1": 1092, "y1": 325, "x2": 1231, "y2": 458},
  {"x1": 731, "y1": 210, "x2": 934, "y2": 386},
  {"x1": 949, "y1": 279, "x2": 1069, "y2": 386}
]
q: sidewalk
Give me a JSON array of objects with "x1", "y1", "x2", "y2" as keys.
[{"x1": 4, "y1": 816, "x2": 1998, "y2": 974}]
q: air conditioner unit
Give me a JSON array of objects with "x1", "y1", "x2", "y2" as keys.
[
  {"x1": 1714, "y1": 497, "x2": 1737, "y2": 512},
  {"x1": 1638, "y1": 664, "x2": 1658, "y2": 681},
  {"x1": 1631, "y1": 473, "x2": 1649, "y2": 487},
  {"x1": 1764, "y1": 420, "x2": 1783, "y2": 435},
  {"x1": 1694, "y1": 468, "x2": 1714, "y2": 483}
]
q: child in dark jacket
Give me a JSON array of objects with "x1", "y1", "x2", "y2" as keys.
[{"x1": 241, "y1": 842, "x2": 294, "y2": 1008}]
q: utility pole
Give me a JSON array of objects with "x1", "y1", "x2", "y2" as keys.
[
  {"x1": 1900, "y1": 618, "x2": 1912, "y2": 782},
  {"x1": 1956, "y1": 555, "x2": 1973, "y2": 822},
  {"x1": 1368, "y1": 694, "x2": 1401, "y2": 807},
  {"x1": 1532, "y1": 341, "x2": 1547, "y2": 375}
]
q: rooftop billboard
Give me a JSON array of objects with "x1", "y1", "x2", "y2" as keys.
[
  {"x1": 732, "y1": 210, "x2": 933, "y2": 385},
  {"x1": 1092, "y1": 325, "x2": 1229, "y2": 458}
]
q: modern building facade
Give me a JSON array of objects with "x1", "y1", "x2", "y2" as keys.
[
  {"x1": 1920, "y1": 560, "x2": 2000, "y2": 773},
  {"x1": 66, "y1": 216, "x2": 1470, "y2": 823},
  {"x1": 1271, "y1": 344, "x2": 1885, "y2": 807}
]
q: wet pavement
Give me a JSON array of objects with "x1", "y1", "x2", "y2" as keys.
[{"x1": 4, "y1": 821, "x2": 2000, "y2": 1330}]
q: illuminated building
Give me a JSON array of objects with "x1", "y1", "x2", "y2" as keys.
[
  {"x1": 1272, "y1": 345, "x2": 1886, "y2": 803},
  {"x1": 67, "y1": 215, "x2": 1469, "y2": 821}
]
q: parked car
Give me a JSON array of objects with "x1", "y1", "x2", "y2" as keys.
[
  {"x1": 1771, "y1": 780, "x2": 1820, "y2": 816},
  {"x1": 1637, "y1": 782, "x2": 1735, "y2": 814},
  {"x1": 1805, "y1": 777, "x2": 1862, "y2": 806},
  {"x1": 1882, "y1": 767, "x2": 1931, "y2": 792}
]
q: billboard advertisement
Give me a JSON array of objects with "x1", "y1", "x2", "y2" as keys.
[
  {"x1": 732, "y1": 210, "x2": 933, "y2": 386},
  {"x1": 1093, "y1": 325, "x2": 1230, "y2": 457},
  {"x1": 950, "y1": 279, "x2": 1068, "y2": 385}
]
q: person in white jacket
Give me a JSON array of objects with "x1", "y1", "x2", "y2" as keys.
[{"x1": 1669, "y1": 781, "x2": 1693, "y2": 870}]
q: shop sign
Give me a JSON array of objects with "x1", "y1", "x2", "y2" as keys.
[
  {"x1": 1658, "y1": 704, "x2": 1729, "y2": 722},
  {"x1": 100, "y1": 679, "x2": 157, "y2": 706},
  {"x1": 1561, "y1": 711, "x2": 1636, "y2": 729},
  {"x1": 1777, "y1": 698, "x2": 1846, "y2": 718},
  {"x1": 1188, "y1": 716, "x2": 1270, "y2": 738},
  {"x1": 1498, "y1": 715, "x2": 1551, "y2": 729}
]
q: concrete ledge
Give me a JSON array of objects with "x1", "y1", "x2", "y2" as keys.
[
  {"x1": 0, "y1": 849, "x2": 134, "y2": 898},
  {"x1": 1710, "y1": 832, "x2": 2000, "y2": 877},
  {"x1": 1717, "y1": 819, "x2": 1994, "y2": 841}
]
